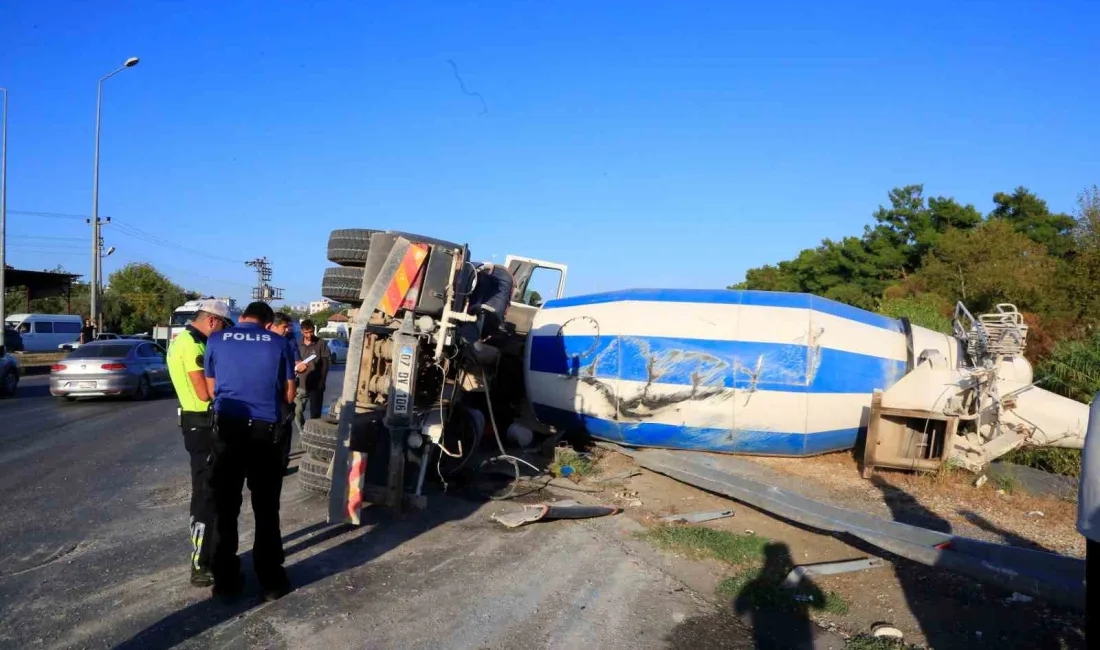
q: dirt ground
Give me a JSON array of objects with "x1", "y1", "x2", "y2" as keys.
[
  {"x1": 566, "y1": 448, "x2": 1086, "y2": 650},
  {"x1": 751, "y1": 450, "x2": 1083, "y2": 558}
]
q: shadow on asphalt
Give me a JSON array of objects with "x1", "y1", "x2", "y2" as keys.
[
  {"x1": 112, "y1": 493, "x2": 485, "y2": 650},
  {"x1": 8, "y1": 382, "x2": 50, "y2": 400}
]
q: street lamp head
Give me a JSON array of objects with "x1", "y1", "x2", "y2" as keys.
[
  {"x1": 124, "y1": 57, "x2": 140, "y2": 68},
  {"x1": 105, "y1": 246, "x2": 116, "y2": 256}
]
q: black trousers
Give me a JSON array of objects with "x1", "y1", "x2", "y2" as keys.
[
  {"x1": 211, "y1": 415, "x2": 287, "y2": 587},
  {"x1": 181, "y1": 421, "x2": 217, "y2": 573},
  {"x1": 294, "y1": 387, "x2": 325, "y2": 431}
]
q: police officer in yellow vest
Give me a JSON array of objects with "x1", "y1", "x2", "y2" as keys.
[{"x1": 167, "y1": 299, "x2": 232, "y2": 587}]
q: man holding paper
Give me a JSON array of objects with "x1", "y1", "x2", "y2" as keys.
[{"x1": 294, "y1": 319, "x2": 331, "y2": 429}]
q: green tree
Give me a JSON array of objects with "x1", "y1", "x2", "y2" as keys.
[
  {"x1": 862, "y1": 185, "x2": 983, "y2": 279},
  {"x1": 1074, "y1": 184, "x2": 1100, "y2": 251},
  {"x1": 878, "y1": 293, "x2": 954, "y2": 334},
  {"x1": 736, "y1": 186, "x2": 982, "y2": 310},
  {"x1": 309, "y1": 308, "x2": 334, "y2": 328},
  {"x1": 989, "y1": 186, "x2": 1077, "y2": 257},
  {"x1": 105, "y1": 263, "x2": 189, "y2": 334},
  {"x1": 1036, "y1": 330, "x2": 1100, "y2": 403},
  {"x1": 916, "y1": 220, "x2": 1057, "y2": 313}
]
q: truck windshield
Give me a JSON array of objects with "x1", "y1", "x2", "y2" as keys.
[{"x1": 170, "y1": 311, "x2": 196, "y2": 327}]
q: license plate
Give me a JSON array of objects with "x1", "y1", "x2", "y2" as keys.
[
  {"x1": 77, "y1": 381, "x2": 96, "y2": 389},
  {"x1": 392, "y1": 344, "x2": 414, "y2": 417}
]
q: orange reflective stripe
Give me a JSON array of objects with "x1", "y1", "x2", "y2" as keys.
[
  {"x1": 378, "y1": 243, "x2": 428, "y2": 316},
  {"x1": 345, "y1": 451, "x2": 366, "y2": 524}
]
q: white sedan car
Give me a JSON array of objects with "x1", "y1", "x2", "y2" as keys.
[{"x1": 326, "y1": 338, "x2": 348, "y2": 364}]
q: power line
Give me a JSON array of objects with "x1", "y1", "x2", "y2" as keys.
[
  {"x1": 111, "y1": 219, "x2": 246, "y2": 264},
  {"x1": 11, "y1": 209, "x2": 248, "y2": 265},
  {"x1": 9, "y1": 245, "x2": 87, "y2": 252},
  {"x1": 8, "y1": 210, "x2": 86, "y2": 220},
  {"x1": 10, "y1": 235, "x2": 85, "y2": 241},
  {"x1": 125, "y1": 257, "x2": 254, "y2": 290}
]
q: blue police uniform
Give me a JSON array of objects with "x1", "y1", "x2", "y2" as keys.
[
  {"x1": 277, "y1": 331, "x2": 301, "y2": 475},
  {"x1": 203, "y1": 321, "x2": 294, "y2": 595}
]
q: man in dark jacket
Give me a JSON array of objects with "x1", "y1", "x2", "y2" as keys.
[
  {"x1": 268, "y1": 313, "x2": 302, "y2": 474},
  {"x1": 294, "y1": 319, "x2": 331, "y2": 428}
]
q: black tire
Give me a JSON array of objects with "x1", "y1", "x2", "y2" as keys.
[
  {"x1": 301, "y1": 417, "x2": 339, "y2": 451},
  {"x1": 321, "y1": 267, "x2": 364, "y2": 305},
  {"x1": 132, "y1": 375, "x2": 151, "y2": 401},
  {"x1": 0, "y1": 370, "x2": 18, "y2": 397},
  {"x1": 327, "y1": 229, "x2": 380, "y2": 267},
  {"x1": 298, "y1": 456, "x2": 332, "y2": 494},
  {"x1": 302, "y1": 440, "x2": 334, "y2": 464}
]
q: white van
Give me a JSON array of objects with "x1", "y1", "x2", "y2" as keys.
[
  {"x1": 317, "y1": 323, "x2": 348, "y2": 340},
  {"x1": 4, "y1": 314, "x2": 85, "y2": 352}
]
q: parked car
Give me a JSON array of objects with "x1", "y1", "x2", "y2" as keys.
[
  {"x1": 59, "y1": 332, "x2": 122, "y2": 352},
  {"x1": 2, "y1": 325, "x2": 23, "y2": 353},
  {"x1": 50, "y1": 340, "x2": 171, "y2": 401},
  {"x1": 4, "y1": 314, "x2": 83, "y2": 352},
  {"x1": 327, "y1": 338, "x2": 348, "y2": 364},
  {"x1": 0, "y1": 349, "x2": 19, "y2": 397}
]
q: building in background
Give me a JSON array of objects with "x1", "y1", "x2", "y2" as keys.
[{"x1": 309, "y1": 298, "x2": 335, "y2": 314}]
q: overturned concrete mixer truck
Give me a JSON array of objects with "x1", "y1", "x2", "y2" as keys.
[{"x1": 300, "y1": 229, "x2": 1089, "y2": 522}]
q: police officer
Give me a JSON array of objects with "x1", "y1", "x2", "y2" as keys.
[
  {"x1": 204, "y1": 301, "x2": 296, "y2": 600},
  {"x1": 166, "y1": 298, "x2": 231, "y2": 587},
  {"x1": 268, "y1": 312, "x2": 304, "y2": 475}
]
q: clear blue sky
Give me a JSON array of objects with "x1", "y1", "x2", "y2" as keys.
[{"x1": 2, "y1": 1, "x2": 1098, "y2": 305}]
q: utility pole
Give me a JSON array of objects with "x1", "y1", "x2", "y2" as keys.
[
  {"x1": 246, "y1": 257, "x2": 283, "y2": 303},
  {"x1": 0, "y1": 87, "x2": 7, "y2": 352},
  {"x1": 90, "y1": 57, "x2": 139, "y2": 336},
  {"x1": 87, "y1": 217, "x2": 112, "y2": 329}
]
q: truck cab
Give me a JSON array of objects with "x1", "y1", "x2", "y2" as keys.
[
  {"x1": 154, "y1": 298, "x2": 242, "y2": 346},
  {"x1": 503, "y1": 256, "x2": 569, "y2": 335}
]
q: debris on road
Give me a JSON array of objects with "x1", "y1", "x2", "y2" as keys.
[
  {"x1": 871, "y1": 623, "x2": 904, "y2": 639},
  {"x1": 594, "y1": 470, "x2": 642, "y2": 484},
  {"x1": 1006, "y1": 592, "x2": 1035, "y2": 604},
  {"x1": 782, "y1": 557, "x2": 887, "y2": 587},
  {"x1": 659, "y1": 509, "x2": 734, "y2": 524},
  {"x1": 491, "y1": 499, "x2": 621, "y2": 529},
  {"x1": 975, "y1": 475, "x2": 989, "y2": 488}
]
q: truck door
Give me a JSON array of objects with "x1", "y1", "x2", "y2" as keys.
[{"x1": 504, "y1": 256, "x2": 568, "y2": 335}]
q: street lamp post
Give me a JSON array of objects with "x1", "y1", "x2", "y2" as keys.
[
  {"x1": 0, "y1": 87, "x2": 7, "y2": 352},
  {"x1": 90, "y1": 57, "x2": 139, "y2": 334}
]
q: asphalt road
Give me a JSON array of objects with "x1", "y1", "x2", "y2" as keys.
[{"x1": 0, "y1": 369, "x2": 750, "y2": 650}]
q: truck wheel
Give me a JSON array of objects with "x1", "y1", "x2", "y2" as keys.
[
  {"x1": 298, "y1": 457, "x2": 332, "y2": 494},
  {"x1": 321, "y1": 267, "x2": 363, "y2": 305},
  {"x1": 327, "y1": 229, "x2": 380, "y2": 267},
  {"x1": 301, "y1": 417, "x2": 339, "y2": 451},
  {"x1": 302, "y1": 441, "x2": 334, "y2": 464},
  {"x1": 0, "y1": 370, "x2": 17, "y2": 397}
]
